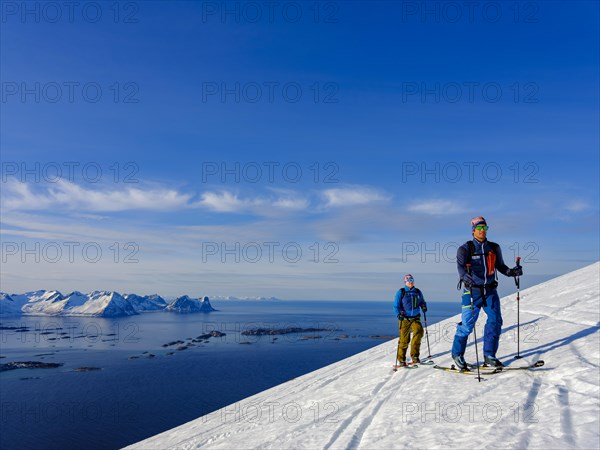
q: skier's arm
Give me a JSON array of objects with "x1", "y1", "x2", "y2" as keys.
[
  {"x1": 420, "y1": 292, "x2": 427, "y2": 312},
  {"x1": 456, "y1": 244, "x2": 469, "y2": 282},
  {"x1": 393, "y1": 290, "x2": 402, "y2": 316}
]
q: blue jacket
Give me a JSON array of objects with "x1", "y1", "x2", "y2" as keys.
[
  {"x1": 393, "y1": 287, "x2": 426, "y2": 318},
  {"x1": 457, "y1": 238, "x2": 512, "y2": 286}
]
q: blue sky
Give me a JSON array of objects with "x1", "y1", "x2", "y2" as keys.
[{"x1": 1, "y1": 1, "x2": 598, "y2": 300}]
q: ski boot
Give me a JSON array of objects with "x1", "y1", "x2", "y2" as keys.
[
  {"x1": 484, "y1": 355, "x2": 504, "y2": 368},
  {"x1": 452, "y1": 354, "x2": 468, "y2": 371}
]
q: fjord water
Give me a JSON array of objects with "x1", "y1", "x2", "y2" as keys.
[{"x1": 0, "y1": 300, "x2": 457, "y2": 449}]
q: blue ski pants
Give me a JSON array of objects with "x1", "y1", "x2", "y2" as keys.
[{"x1": 451, "y1": 287, "x2": 503, "y2": 357}]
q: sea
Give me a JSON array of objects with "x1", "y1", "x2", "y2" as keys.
[{"x1": 0, "y1": 300, "x2": 458, "y2": 450}]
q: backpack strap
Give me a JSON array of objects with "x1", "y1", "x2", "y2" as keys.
[
  {"x1": 466, "y1": 240, "x2": 477, "y2": 263},
  {"x1": 401, "y1": 287, "x2": 420, "y2": 299},
  {"x1": 468, "y1": 240, "x2": 499, "y2": 257},
  {"x1": 413, "y1": 288, "x2": 422, "y2": 308}
]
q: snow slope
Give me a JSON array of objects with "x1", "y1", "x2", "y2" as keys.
[
  {"x1": 67, "y1": 290, "x2": 137, "y2": 317},
  {"x1": 126, "y1": 262, "x2": 600, "y2": 450},
  {"x1": 0, "y1": 293, "x2": 23, "y2": 315},
  {"x1": 14, "y1": 290, "x2": 66, "y2": 315},
  {"x1": 124, "y1": 293, "x2": 168, "y2": 312}
]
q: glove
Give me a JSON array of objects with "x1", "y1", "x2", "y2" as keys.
[
  {"x1": 462, "y1": 273, "x2": 473, "y2": 287},
  {"x1": 397, "y1": 311, "x2": 406, "y2": 320},
  {"x1": 421, "y1": 305, "x2": 427, "y2": 313},
  {"x1": 508, "y1": 266, "x2": 523, "y2": 277}
]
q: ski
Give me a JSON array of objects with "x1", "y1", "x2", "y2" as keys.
[
  {"x1": 484, "y1": 360, "x2": 545, "y2": 371},
  {"x1": 433, "y1": 364, "x2": 500, "y2": 375},
  {"x1": 435, "y1": 360, "x2": 545, "y2": 375},
  {"x1": 412, "y1": 360, "x2": 434, "y2": 366},
  {"x1": 393, "y1": 364, "x2": 419, "y2": 370}
]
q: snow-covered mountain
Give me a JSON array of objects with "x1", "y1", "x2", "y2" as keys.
[
  {"x1": 0, "y1": 293, "x2": 25, "y2": 316},
  {"x1": 0, "y1": 290, "x2": 270, "y2": 316},
  {"x1": 124, "y1": 293, "x2": 168, "y2": 312},
  {"x1": 16, "y1": 290, "x2": 66, "y2": 316},
  {"x1": 0, "y1": 291, "x2": 221, "y2": 316},
  {"x1": 0, "y1": 290, "x2": 137, "y2": 317},
  {"x1": 31, "y1": 290, "x2": 136, "y2": 317},
  {"x1": 199, "y1": 296, "x2": 217, "y2": 312},
  {"x1": 70, "y1": 291, "x2": 138, "y2": 317},
  {"x1": 165, "y1": 295, "x2": 217, "y2": 313},
  {"x1": 126, "y1": 262, "x2": 600, "y2": 450}
]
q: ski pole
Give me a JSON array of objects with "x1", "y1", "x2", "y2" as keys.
[
  {"x1": 394, "y1": 337, "x2": 400, "y2": 371},
  {"x1": 423, "y1": 310, "x2": 432, "y2": 359},
  {"x1": 514, "y1": 256, "x2": 522, "y2": 360},
  {"x1": 393, "y1": 316, "x2": 401, "y2": 371},
  {"x1": 467, "y1": 264, "x2": 483, "y2": 382}
]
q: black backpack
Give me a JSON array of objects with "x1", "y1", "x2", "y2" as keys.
[
  {"x1": 464, "y1": 240, "x2": 499, "y2": 265},
  {"x1": 458, "y1": 240, "x2": 499, "y2": 292},
  {"x1": 400, "y1": 287, "x2": 421, "y2": 301}
]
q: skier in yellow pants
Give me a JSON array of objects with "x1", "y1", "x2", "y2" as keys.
[{"x1": 393, "y1": 274, "x2": 427, "y2": 366}]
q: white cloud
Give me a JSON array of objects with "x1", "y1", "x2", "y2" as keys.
[
  {"x1": 266, "y1": 188, "x2": 310, "y2": 210},
  {"x1": 2, "y1": 180, "x2": 191, "y2": 212},
  {"x1": 408, "y1": 199, "x2": 465, "y2": 215},
  {"x1": 565, "y1": 200, "x2": 590, "y2": 213},
  {"x1": 2, "y1": 180, "x2": 393, "y2": 218},
  {"x1": 321, "y1": 186, "x2": 391, "y2": 208},
  {"x1": 194, "y1": 190, "x2": 309, "y2": 213},
  {"x1": 195, "y1": 191, "x2": 256, "y2": 212}
]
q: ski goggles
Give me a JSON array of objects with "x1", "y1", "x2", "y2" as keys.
[
  {"x1": 405, "y1": 278, "x2": 414, "y2": 283},
  {"x1": 474, "y1": 225, "x2": 489, "y2": 231}
]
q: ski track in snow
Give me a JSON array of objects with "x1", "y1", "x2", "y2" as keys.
[
  {"x1": 323, "y1": 373, "x2": 395, "y2": 449},
  {"x1": 125, "y1": 262, "x2": 600, "y2": 450},
  {"x1": 556, "y1": 384, "x2": 576, "y2": 447},
  {"x1": 514, "y1": 376, "x2": 542, "y2": 449}
]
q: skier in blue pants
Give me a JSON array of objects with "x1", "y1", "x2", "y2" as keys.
[{"x1": 451, "y1": 216, "x2": 523, "y2": 370}]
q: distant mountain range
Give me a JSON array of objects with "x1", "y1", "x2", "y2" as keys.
[
  {"x1": 0, "y1": 290, "x2": 251, "y2": 317},
  {"x1": 209, "y1": 296, "x2": 279, "y2": 301}
]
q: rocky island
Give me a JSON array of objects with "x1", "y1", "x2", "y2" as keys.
[{"x1": 1, "y1": 361, "x2": 63, "y2": 372}]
